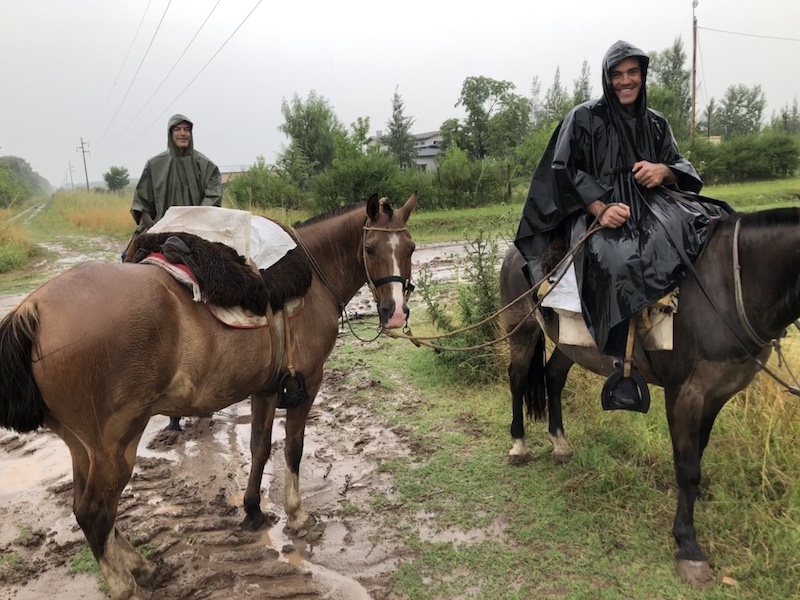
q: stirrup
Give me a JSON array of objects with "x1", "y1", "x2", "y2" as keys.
[{"x1": 601, "y1": 360, "x2": 651, "y2": 413}]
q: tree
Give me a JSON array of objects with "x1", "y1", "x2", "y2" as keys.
[
  {"x1": 454, "y1": 76, "x2": 516, "y2": 159},
  {"x1": 385, "y1": 88, "x2": 417, "y2": 169},
  {"x1": 279, "y1": 91, "x2": 345, "y2": 176},
  {"x1": 648, "y1": 38, "x2": 691, "y2": 142},
  {"x1": 530, "y1": 75, "x2": 546, "y2": 130},
  {"x1": 717, "y1": 84, "x2": 767, "y2": 137},
  {"x1": 485, "y1": 94, "x2": 532, "y2": 159},
  {"x1": 697, "y1": 98, "x2": 718, "y2": 139},
  {"x1": 572, "y1": 59, "x2": 592, "y2": 106},
  {"x1": 772, "y1": 97, "x2": 800, "y2": 135},
  {"x1": 0, "y1": 156, "x2": 50, "y2": 196},
  {"x1": 0, "y1": 163, "x2": 30, "y2": 208},
  {"x1": 103, "y1": 166, "x2": 130, "y2": 191},
  {"x1": 542, "y1": 67, "x2": 572, "y2": 124}
]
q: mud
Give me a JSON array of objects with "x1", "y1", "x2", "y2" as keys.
[{"x1": 0, "y1": 236, "x2": 481, "y2": 600}]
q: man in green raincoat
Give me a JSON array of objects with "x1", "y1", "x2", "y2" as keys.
[{"x1": 130, "y1": 113, "x2": 222, "y2": 229}]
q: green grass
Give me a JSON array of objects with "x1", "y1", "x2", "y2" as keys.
[
  {"x1": 67, "y1": 547, "x2": 99, "y2": 576},
  {"x1": 332, "y1": 313, "x2": 800, "y2": 599},
  {"x1": 0, "y1": 553, "x2": 21, "y2": 567}
]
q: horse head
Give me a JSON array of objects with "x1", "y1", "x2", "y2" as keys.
[{"x1": 363, "y1": 192, "x2": 417, "y2": 329}]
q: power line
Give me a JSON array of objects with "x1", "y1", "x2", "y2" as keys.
[
  {"x1": 95, "y1": 0, "x2": 153, "y2": 124},
  {"x1": 698, "y1": 26, "x2": 800, "y2": 43},
  {"x1": 99, "y1": 0, "x2": 222, "y2": 149},
  {"x1": 96, "y1": 0, "x2": 173, "y2": 145},
  {"x1": 112, "y1": 0, "x2": 263, "y2": 156}
]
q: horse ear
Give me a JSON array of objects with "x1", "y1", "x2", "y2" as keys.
[
  {"x1": 397, "y1": 191, "x2": 417, "y2": 222},
  {"x1": 366, "y1": 194, "x2": 381, "y2": 221}
]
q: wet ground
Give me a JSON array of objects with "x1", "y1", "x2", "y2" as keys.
[{"x1": 0, "y1": 235, "x2": 479, "y2": 599}]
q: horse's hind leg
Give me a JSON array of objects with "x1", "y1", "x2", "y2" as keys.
[
  {"x1": 546, "y1": 347, "x2": 575, "y2": 464},
  {"x1": 283, "y1": 387, "x2": 318, "y2": 533},
  {"x1": 73, "y1": 416, "x2": 151, "y2": 600},
  {"x1": 242, "y1": 392, "x2": 277, "y2": 531},
  {"x1": 665, "y1": 384, "x2": 718, "y2": 587}
]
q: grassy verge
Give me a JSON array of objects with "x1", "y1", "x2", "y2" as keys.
[
  {"x1": 331, "y1": 315, "x2": 800, "y2": 599},
  {"x1": 0, "y1": 209, "x2": 44, "y2": 274}
]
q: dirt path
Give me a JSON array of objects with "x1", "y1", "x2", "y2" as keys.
[{"x1": 0, "y1": 236, "x2": 475, "y2": 599}]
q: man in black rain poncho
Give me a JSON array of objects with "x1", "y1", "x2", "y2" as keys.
[
  {"x1": 131, "y1": 113, "x2": 222, "y2": 230},
  {"x1": 514, "y1": 41, "x2": 731, "y2": 396}
]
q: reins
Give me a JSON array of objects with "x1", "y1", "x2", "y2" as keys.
[
  {"x1": 382, "y1": 220, "x2": 604, "y2": 351},
  {"x1": 649, "y1": 186, "x2": 800, "y2": 396}
]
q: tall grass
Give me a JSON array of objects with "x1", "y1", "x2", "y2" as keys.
[{"x1": 0, "y1": 210, "x2": 41, "y2": 273}]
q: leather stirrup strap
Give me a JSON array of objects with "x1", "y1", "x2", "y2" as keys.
[
  {"x1": 623, "y1": 318, "x2": 636, "y2": 379},
  {"x1": 283, "y1": 308, "x2": 298, "y2": 378}
]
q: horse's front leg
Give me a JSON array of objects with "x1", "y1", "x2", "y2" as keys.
[
  {"x1": 283, "y1": 382, "x2": 319, "y2": 533},
  {"x1": 665, "y1": 385, "x2": 715, "y2": 587},
  {"x1": 242, "y1": 392, "x2": 277, "y2": 531},
  {"x1": 546, "y1": 347, "x2": 575, "y2": 464}
]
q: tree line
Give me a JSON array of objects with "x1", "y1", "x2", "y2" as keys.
[{"x1": 226, "y1": 36, "x2": 798, "y2": 212}]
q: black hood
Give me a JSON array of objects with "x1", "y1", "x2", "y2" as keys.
[{"x1": 601, "y1": 40, "x2": 650, "y2": 118}]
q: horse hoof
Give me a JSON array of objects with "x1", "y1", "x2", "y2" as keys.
[
  {"x1": 132, "y1": 560, "x2": 158, "y2": 587},
  {"x1": 551, "y1": 449, "x2": 573, "y2": 464},
  {"x1": 508, "y1": 453, "x2": 531, "y2": 466},
  {"x1": 285, "y1": 510, "x2": 313, "y2": 536},
  {"x1": 241, "y1": 510, "x2": 279, "y2": 532},
  {"x1": 676, "y1": 559, "x2": 715, "y2": 587},
  {"x1": 164, "y1": 423, "x2": 182, "y2": 432}
]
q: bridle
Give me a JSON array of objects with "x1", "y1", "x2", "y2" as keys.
[
  {"x1": 290, "y1": 219, "x2": 415, "y2": 342},
  {"x1": 361, "y1": 223, "x2": 415, "y2": 308}
]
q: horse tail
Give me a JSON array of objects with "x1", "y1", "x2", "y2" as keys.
[
  {"x1": 525, "y1": 331, "x2": 547, "y2": 421},
  {"x1": 0, "y1": 302, "x2": 47, "y2": 433}
]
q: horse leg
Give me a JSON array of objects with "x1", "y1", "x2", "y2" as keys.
[
  {"x1": 283, "y1": 389, "x2": 317, "y2": 533},
  {"x1": 73, "y1": 416, "x2": 151, "y2": 600},
  {"x1": 507, "y1": 331, "x2": 540, "y2": 463},
  {"x1": 242, "y1": 392, "x2": 277, "y2": 531},
  {"x1": 165, "y1": 417, "x2": 182, "y2": 431},
  {"x1": 546, "y1": 347, "x2": 575, "y2": 464},
  {"x1": 665, "y1": 384, "x2": 715, "y2": 587}
]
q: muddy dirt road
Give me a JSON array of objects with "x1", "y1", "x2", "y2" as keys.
[{"x1": 0, "y1": 236, "x2": 484, "y2": 599}]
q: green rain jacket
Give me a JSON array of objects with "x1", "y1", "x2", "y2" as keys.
[{"x1": 131, "y1": 114, "x2": 222, "y2": 222}]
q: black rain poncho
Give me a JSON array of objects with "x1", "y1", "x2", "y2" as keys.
[
  {"x1": 514, "y1": 40, "x2": 731, "y2": 354},
  {"x1": 131, "y1": 114, "x2": 222, "y2": 222}
]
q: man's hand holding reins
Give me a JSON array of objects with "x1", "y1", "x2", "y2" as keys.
[
  {"x1": 587, "y1": 201, "x2": 631, "y2": 229},
  {"x1": 632, "y1": 161, "x2": 676, "y2": 189}
]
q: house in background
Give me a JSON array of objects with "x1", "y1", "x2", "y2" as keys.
[{"x1": 367, "y1": 130, "x2": 443, "y2": 171}]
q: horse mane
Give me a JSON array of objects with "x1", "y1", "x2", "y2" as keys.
[
  {"x1": 293, "y1": 197, "x2": 399, "y2": 229},
  {"x1": 737, "y1": 206, "x2": 800, "y2": 228},
  {"x1": 293, "y1": 202, "x2": 367, "y2": 228}
]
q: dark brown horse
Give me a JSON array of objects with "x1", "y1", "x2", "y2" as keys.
[
  {"x1": 500, "y1": 207, "x2": 800, "y2": 587},
  {"x1": 0, "y1": 194, "x2": 416, "y2": 600}
]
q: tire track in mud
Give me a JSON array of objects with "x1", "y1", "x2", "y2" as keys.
[{"x1": 0, "y1": 347, "x2": 419, "y2": 599}]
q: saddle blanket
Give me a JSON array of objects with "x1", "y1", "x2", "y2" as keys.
[
  {"x1": 540, "y1": 263, "x2": 676, "y2": 351},
  {"x1": 149, "y1": 206, "x2": 296, "y2": 270}
]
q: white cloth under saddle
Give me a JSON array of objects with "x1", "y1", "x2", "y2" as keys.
[
  {"x1": 539, "y1": 261, "x2": 675, "y2": 350},
  {"x1": 149, "y1": 206, "x2": 296, "y2": 270}
]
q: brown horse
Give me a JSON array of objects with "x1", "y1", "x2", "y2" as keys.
[
  {"x1": 0, "y1": 194, "x2": 416, "y2": 600},
  {"x1": 500, "y1": 208, "x2": 800, "y2": 587}
]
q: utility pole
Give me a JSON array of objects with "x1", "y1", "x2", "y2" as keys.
[
  {"x1": 690, "y1": 0, "x2": 698, "y2": 147},
  {"x1": 76, "y1": 137, "x2": 90, "y2": 191},
  {"x1": 67, "y1": 161, "x2": 75, "y2": 190}
]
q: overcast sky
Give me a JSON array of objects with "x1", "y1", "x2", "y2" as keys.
[{"x1": 2, "y1": 0, "x2": 799, "y2": 188}]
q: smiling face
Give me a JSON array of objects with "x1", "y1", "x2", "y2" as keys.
[
  {"x1": 171, "y1": 122, "x2": 192, "y2": 151},
  {"x1": 609, "y1": 57, "x2": 643, "y2": 113}
]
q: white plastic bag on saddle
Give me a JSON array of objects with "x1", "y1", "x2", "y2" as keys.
[{"x1": 149, "y1": 206, "x2": 296, "y2": 269}]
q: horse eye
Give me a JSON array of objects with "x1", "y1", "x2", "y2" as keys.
[{"x1": 365, "y1": 246, "x2": 376, "y2": 257}]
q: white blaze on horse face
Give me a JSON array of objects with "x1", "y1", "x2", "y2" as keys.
[{"x1": 386, "y1": 233, "x2": 407, "y2": 328}]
